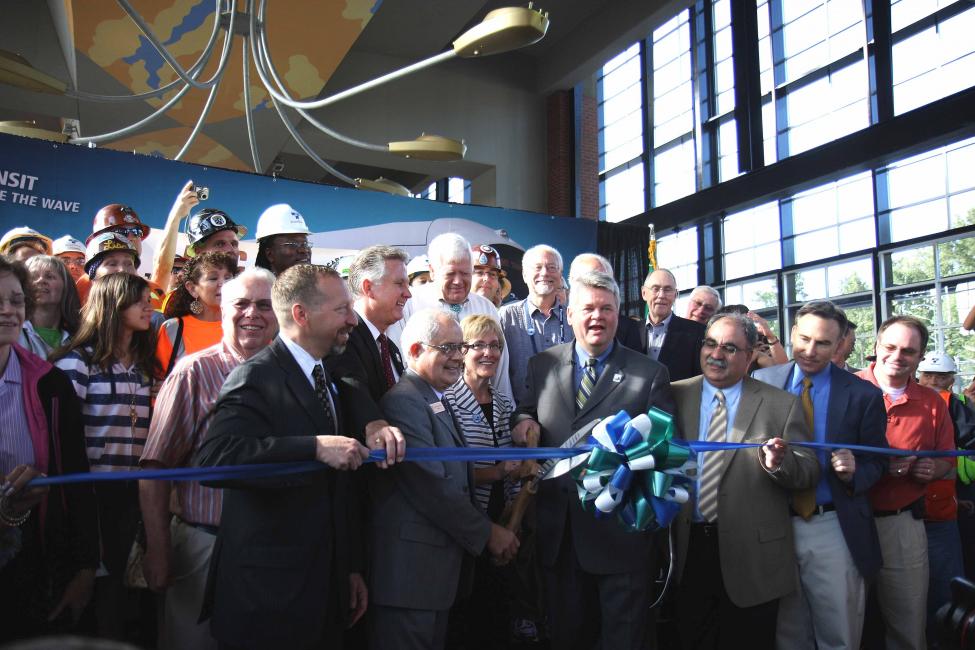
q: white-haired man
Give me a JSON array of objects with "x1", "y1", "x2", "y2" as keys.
[
  {"x1": 140, "y1": 267, "x2": 279, "y2": 649},
  {"x1": 499, "y1": 244, "x2": 573, "y2": 405},
  {"x1": 328, "y1": 245, "x2": 410, "y2": 465},
  {"x1": 685, "y1": 285, "x2": 723, "y2": 324},
  {"x1": 370, "y1": 309, "x2": 519, "y2": 649},
  {"x1": 390, "y1": 233, "x2": 512, "y2": 401}
]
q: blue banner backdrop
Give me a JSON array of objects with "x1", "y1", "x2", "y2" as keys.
[{"x1": 0, "y1": 133, "x2": 596, "y2": 287}]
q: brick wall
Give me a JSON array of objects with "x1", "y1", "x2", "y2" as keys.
[{"x1": 546, "y1": 90, "x2": 598, "y2": 219}]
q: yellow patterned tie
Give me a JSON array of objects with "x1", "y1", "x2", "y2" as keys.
[
  {"x1": 793, "y1": 376, "x2": 817, "y2": 519},
  {"x1": 697, "y1": 390, "x2": 727, "y2": 523}
]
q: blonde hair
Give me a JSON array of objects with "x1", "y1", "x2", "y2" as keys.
[{"x1": 460, "y1": 314, "x2": 504, "y2": 349}]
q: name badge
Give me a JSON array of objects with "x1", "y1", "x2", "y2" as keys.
[
  {"x1": 430, "y1": 401, "x2": 446, "y2": 414},
  {"x1": 612, "y1": 371, "x2": 623, "y2": 383}
]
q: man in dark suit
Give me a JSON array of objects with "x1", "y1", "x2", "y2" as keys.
[
  {"x1": 639, "y1": 268, "x2": 705, "y2": 381},
  {"x1": 328, "y1": 245, "x2": 410, "y2": 463},
  {"x1": 195, "y1": 264, "x2": 371, "y2": 649},
  {"x1": 512, "y1": 271, "x2": 675, "y2": 650},
  {"x1": 753, "y1": 300, "x2": 888, "y2": 650},
  {"x1": 671, "y1": 313, "x2": 819, "y2": 650},
  {"x1": 369, "y1": 309, "x2": 519, "y2": 649}
]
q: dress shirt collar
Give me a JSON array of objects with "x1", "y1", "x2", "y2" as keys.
[
  {"x1": 789, "y1": 361, "x2": 831, "y2": 393},
  {"x1": 279, "y1": 333, "x2": 323, "y2": 387},
  {"x1": 357, "y1": 310, "x2": 384, "y2": 342},
  {"x1": 646, "y1": 312, "x2": 673, "y2": 329},
  {"x1": 1, "y1": 348, "x2": 22, "y2": 386},
  {"x1": 702, "y1": 377, "x2": 742, "y2": 407},
  {"x1": 574, "y1": 341, "x2": 614, "y2": 367}
]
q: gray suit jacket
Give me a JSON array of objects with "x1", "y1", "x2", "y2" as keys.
[
  {"x1": 671, "y1": 375, "x2": 820, "y2": 608},
  {"x1": 370, "y1": 371, "x2": 492, "y2": 611},
  {"x1": 512, "y1": 341, "x2": 675, "y2": 574}
]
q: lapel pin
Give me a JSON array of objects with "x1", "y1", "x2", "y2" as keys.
[
  {"x1": 612, "y1": 371, "x2": 623, "y2": 383},
  {"x1": 430, "y1": 401, "x2": 446, "y2": 414}
]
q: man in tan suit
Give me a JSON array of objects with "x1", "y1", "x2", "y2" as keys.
[{"x1": 670, "y1": 313, "x2": 819, "y2": 650}]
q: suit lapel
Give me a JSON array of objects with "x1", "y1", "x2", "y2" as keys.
[
  {"x1": 578, "y1": 344, "x2": 627, "y2": 421},
  {"x1": 676, "y1": 376, "x2": 704, "y2": 442},
  {"x1": 826, "y1": 364, "x2": 850, "y2": 444},
  {"x1": 407, "y1": 372, "x2": 466, "y2": 447},
  {"x1": 557, "y1": 344, "x2": 577, "y2": 416},
  {"x1": 272, "y1": 338, "x2": 330, "y2": 433},
  {"x1": 731, "y1": 379, "x2": 762, "y2": 444},
  {"x1": 389, "y1": 338, "x2": 405, "y2": 375}
]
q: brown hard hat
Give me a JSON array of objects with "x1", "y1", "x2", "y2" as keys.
[{"x1": 87, "y1": 204, "x2": 150, "y2": 243}]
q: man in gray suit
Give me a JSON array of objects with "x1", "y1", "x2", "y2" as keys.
[
  {"x1": 512, "y1": 271, "x2": 675, "y2": 650},
  {"x1": 369, "y1": 309, "x2": 519, "y2": 650},
  {"x1": 671, "y1": 313, "x2": 819, "y2": 650}
]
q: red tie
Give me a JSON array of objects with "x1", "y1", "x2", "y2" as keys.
[{"x1": 378, "y1": 333, "x2": 396, "y2": 389}]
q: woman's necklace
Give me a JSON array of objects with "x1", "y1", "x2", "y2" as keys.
[{"x1": 125, "y1": 366, "x2": 140, "y2": 435}]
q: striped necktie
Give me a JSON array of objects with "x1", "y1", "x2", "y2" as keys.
[
  {"x1": 792, "y1": 377, "x2": 817, "y2": 519},
  {"x1": 576, "y1": 357, "x2": 598, "y2": 411},
  {"x1": 698, "y1": 389, "x2": 727, "y2": 523},
  {"x1": 312, "y1": 364, "x2": 337, "y2": 435}
]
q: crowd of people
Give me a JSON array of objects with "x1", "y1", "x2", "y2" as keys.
[{"x1": 0, "y1": 186, "x2": 973, "y2": 650}]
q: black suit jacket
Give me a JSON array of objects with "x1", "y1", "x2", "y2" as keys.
[
  {"x1": 752, "y1": 361, "x2": 888, "y2": 579},
  {"x1": 327, "y1": 314, "x2": 405, "y2": 435},
  {"x1": 637, "y1": 313, "x2": 705, "y2": 381},
  {"x1": 195, "y1": 336, "x2": 357, "y2": 648},
  {"x1": 512, "y1": 342, "x2": 675, "y2": 574}
]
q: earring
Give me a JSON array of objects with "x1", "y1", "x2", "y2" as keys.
[{"x1": 190, "y1": 299, "x2": 204, "y2": 315}]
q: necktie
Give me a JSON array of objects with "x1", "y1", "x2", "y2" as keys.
[
  {"x1": 792, "y1": 377, "x2": 817, "y2": 519},
  {"x1": 311, "y1": 364, "x2": 337, "y2": 434},
  {"x1": 378, "y1": 333, "x2": 396, "y2": 389},
  {"x1": 698, "y1": 390, "x2": 727, "y2": 523},
  {"x1": 576, "y1": 357, "x2": 598, "y2": 411}
]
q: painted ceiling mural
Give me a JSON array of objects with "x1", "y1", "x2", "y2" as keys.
[{"x1": 72, "y1": 0, "x2": 380, "y2": 170}]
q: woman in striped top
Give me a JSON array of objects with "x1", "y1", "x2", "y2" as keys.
[
  {"x1": 444, "y1": 314, "x2": 523, "y2": 649},
  {"x1": 50, "y1": 272, "x2": 159, "y2": 641}
]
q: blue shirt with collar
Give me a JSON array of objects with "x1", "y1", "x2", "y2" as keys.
[
  {"x1": 692, "y1": 378, "x2": 743, "y2": 521},
  {"x1": 789, "y1": 363, "x2": 832, "y2": 505},
  {"x1": 573, "y1": 341, "x2": 614, "y2": 394}
]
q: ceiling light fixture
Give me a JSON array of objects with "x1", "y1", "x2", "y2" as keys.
[{"x1": 5, "y1": 1, "x2": 549, "y2": 195}]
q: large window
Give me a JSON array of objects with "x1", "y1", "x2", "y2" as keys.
[
  {"x1": 783, "y1": 171, "x2": 875, "y2": 265},
  {"x1": 598, "y1": 43, "x2": 646, "y2": 222},
  {"x1": 892, "y1": 2, "x2": 975, "y2": 114},
  {"x1": 723, "y1": 201, "x2": 781, "y2": 279},
  {"x1": 883, "y1": 234, "x2": 975, "y2": 382},
  {"x1": 652, "y1": 12, "x2": 697, "y2": 205},
  {"x1": 657, "y1": 226, "x2": 700, "y2": 291},
  {"x1": 877, "y1": 136, "x2": 975, "y2": 243}
]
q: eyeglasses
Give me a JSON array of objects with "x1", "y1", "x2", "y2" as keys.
[
  {"x1": 278, "y1": 240, "x2": 311, "y2": 251},
  {"x1": 60, "y1": 258, "x2": 85, "y2": 268},
  {"x1": 421, "y1": 342, "x2": 469, "y2": 355},
  {"x1": 467, "y1": 341, "x2": 503, "y2": 352},
  {"x1": 233, "y1": 299, "x2": 274, "y2": 312},
  {"x1": 112, "y1": 226, "x2": 145, "y2": 239},
  {"x1": 701, "y1": 338, "x2": 749, "y2": 356},
  {"x1": 644, "y1": 285, "x2": 676, "y2": 295}
]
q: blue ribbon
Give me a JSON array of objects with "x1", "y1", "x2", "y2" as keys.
[{"x1": 27, "y1": 438, "x2": 975, "y2": 488}]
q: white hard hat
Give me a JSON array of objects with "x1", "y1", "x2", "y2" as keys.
[
  {"x1": 407, "y1": 254, "x2": 430, "y2": 278},
  {"x1": 0, "y1": 226, "x2": 53, "y2": 255},
  {"x1": 334, "y1": 254, "x2": 357, "y2": 279},
  {"x1": 52, "y1": 235, "x2": 86, "y2": 256},
  {"x1": 255, "y1": 203, "x2": 310, "y2": 240},
  {"x1": 918, "y1": 353, "x2": 958, "y2": 374}
]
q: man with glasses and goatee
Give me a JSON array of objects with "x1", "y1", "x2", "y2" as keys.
[
  {"x1": 670, "y1": 312, "x2": 819, "y2": 650},
  {"x1": 511, "y1": 271, "x2": 674, "y2": 650}
]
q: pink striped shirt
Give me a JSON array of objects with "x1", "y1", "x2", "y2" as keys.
[{"x1": 140, "y1": 341, "x2": 244, "y2": 527}]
